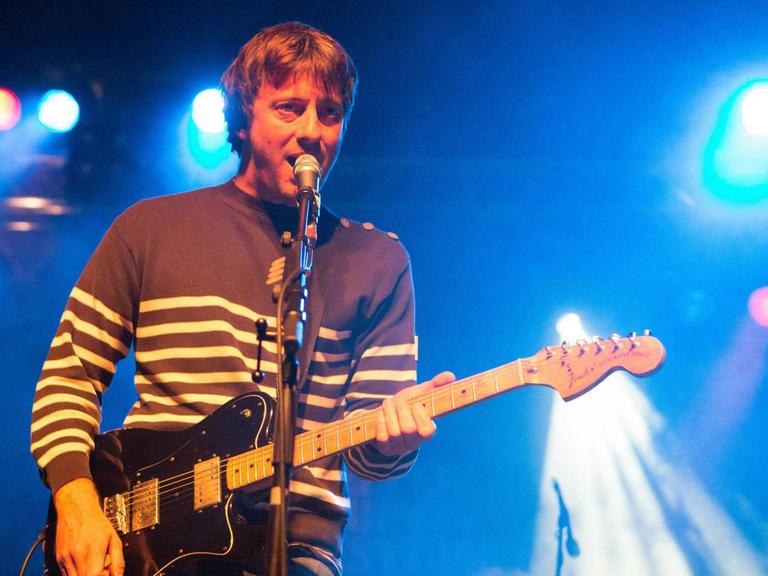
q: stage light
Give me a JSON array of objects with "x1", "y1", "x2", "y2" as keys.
[
  {"x1": 191, "y1": 88, "x2": 226, "y2": 134},
  {"x1": 702, "y1": 79, "x2": 768, "y2": 204},
  {"x1": 37, "y1": 90, "x2": 80, "y2": 133},
  {"x1": 0, "y1": 87, "x2": 22, "y2": 131},
  {"x1": 529, "y1": 315, "x2": 763, "y2": 575},
  {"x1": 555, "y1": 313, "x2": 588, "y2": 342},
  {"x1": 748, "y1": 286, "x2": 768, "y2": 328},
  {"x1": 741, "y1": 83, "x2": 768, "y2": 136}
]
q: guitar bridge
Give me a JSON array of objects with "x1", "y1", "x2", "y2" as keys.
[
  {"x1": 103, "y1": 493, "x2": 128, "y2": 535},
  {"x1": 131, "y1": 478, "x2": 159, "y2": 531}
]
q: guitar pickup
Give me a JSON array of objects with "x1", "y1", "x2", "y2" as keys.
[
  {"x1": 103, "y1": 493, "x2": 128, "y2": 535},
  {"x1": 194, "y1": 456, "x2": 222, "y2": 510},
  {"x1": 131, "y1": 478, "x2": 159, "y2": 531}
]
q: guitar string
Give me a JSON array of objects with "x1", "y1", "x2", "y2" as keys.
[
  {"x1": 104, "y1": 341, "x2": 654, "y2": 530},
  {"x1": 111, "y1": 361, "x2": 528, "y2": 510},
  {"x1": 112, "y1": 360, "x2": 532, "y2": 509}
]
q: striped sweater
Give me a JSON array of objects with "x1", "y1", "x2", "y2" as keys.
[{"x1": 30, "y1": 180, "x2": 418, "y2": 566}]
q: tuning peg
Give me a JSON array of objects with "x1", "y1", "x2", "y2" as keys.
[
  {"x1": 544, "y1": 345, "x2": 553, "y2": 358},
  {"x1": 592, "y1": 336, "x2": 605, "y2": 352},
  {"x1": 644, "y1": 329, "x2": 652, "y2": 336},
  {"x1": 561, "y1": 341, "x2": 570, "y2": 355},
  {"x1": 610, "y1": 333, "x2": 621, "y2": 350},
  {"x1": 576, "y1": 339, "x2": 588, "y2": 355},
  {"x1": 628, "y1": 331, "x2": 639, "y2": 348}
]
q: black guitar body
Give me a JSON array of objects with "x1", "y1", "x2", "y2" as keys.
[{"x1": 44, "y1": 391, "x2": 275, "y2": 576}]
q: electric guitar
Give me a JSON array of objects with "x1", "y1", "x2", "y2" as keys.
[{"x1": 43, "y1": 332, "x2": 665, "y2": 575}]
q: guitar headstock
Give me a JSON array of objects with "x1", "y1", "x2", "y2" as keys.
[{"x1": 522, "y1": 332, "x2": 666, "y2": 401}]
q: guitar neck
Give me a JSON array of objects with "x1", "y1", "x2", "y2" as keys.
[
  {"x1": 225, "y1": 360, "x2": 527, "y2": 490},
  {"x1": 225, "y1": 333, "x2": 665, "y2": 490}
]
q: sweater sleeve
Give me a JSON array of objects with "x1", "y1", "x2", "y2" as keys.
[
  {"x1": 30, "y1": 218, "x2": 139, "y2": 494},
  {"x1": 342, "y1": 250, "x2": 419, "y2": 481}
]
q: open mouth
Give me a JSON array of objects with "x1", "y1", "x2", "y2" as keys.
[{"x1": 286, "y1": 153, "x2": 321, "y2": 169}]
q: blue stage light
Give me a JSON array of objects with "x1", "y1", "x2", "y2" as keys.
[
  {"x1": 191, "y1": 88, "x2": 226, "y2": 134},
  {"x1": 0, "y1": 87, "x2": 22, "y2": 131},
  {"x1": 702, "y1": 79, "x2": 768, "y2": 204},
  {"x1": 740, "y1": 83, "x2": 768, "y2": 136},
  {"x1": 37, "y1": 90, "x2": 80, "y2": 133}
]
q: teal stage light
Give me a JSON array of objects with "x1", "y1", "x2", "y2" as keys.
[
  {"x1": 191, "y1": 88, "x2": 226, "y2": 134},
  {"x1": 703, "y1": 79, "x2": 768, "y2": 204},
  {"x1": 38, "y1": 90, "x2": 80, "y2": 133},
  {"x1": 0, "y1": 87, "x2": 22, "y2": 131}
]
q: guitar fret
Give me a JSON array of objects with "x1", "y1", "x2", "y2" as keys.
[
  {"x1": 450, "y1": 385, "x2": 455, "y2": 409},
  {"x1": 472, "y1": 377, "x2": 477, "y2": 402},
  {"x1": 493, "y1": 370, "x2": 499, "y2": 393},
  {"x1": 262, "y1": 449, "x2": 267, "y2": 480},
  {"x1": 335, "y1": 422, "x2": 341, "y2": 452}
]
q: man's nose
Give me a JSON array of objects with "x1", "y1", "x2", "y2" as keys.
[{"x1": 296, "y1": 107, "x2": 321, "y2": 144}]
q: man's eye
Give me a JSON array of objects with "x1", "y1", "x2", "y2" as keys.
[
  {"x1": 321, "y1": 107, "x2": 342, "y2": 122},
  {"x1": 276, "y1": 103, "x2": 300, "y2": 113}
]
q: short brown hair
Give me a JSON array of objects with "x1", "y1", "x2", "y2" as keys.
[{"x1": 220, "y1": 22, "x2": 358, "y2": 155}]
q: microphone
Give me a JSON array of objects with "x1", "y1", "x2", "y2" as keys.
[
  {"x1": 293, "y1": 153, "x2": 322, "y2": 224},
  {"x1": 293, "y1": 154, "x2": 321, "y2": 194}
]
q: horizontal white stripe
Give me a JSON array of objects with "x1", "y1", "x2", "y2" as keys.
[
  {"x1": 73, "y1": 344, "x2": 116, "y2": 373},
  {"x1": 345, "y1": 392, "x2": 393, "y2": 400},
  {"x1": 299, "y1": 393, "x2": 343, "y2": 409},
  {"x1": 296, "y1": 417, "x2": 325, "y2": 430},
  {"x1": 311, "y1": 351, "x2": 351, "y2": 363},
  {"x1": 305, "y1": 373, "x2": 349, "y2": 386},
  {"x1": 317, "y1": 326, "x2": 352, "y2": 340},
  {"x1": 36, "y1": 376, "x2": 106, "y2": 394},
  {"x1": 138, "y1": 391, "x2": 233, "y2": 407},
  {"x1": 288, "y1": 479, "x2": 350, "y2": 509},
  {"x1": 140, "y1": 295, "x2": 275, "y2": 323},
  {"x1": 136, "y1": 320, "x2": 279, "y2": 353},
  {"x1": 42, "y1": 356, "x2": 83, "y2": 371},
  {"x1": 123, "y1": 412, "x2": 205, "y2": 426},
  {"x1": 350, "y1": 369, "x2": 416, "y2": 383},
  {"x1": 70, "y1": 287, "x2": 133, "y2": 333},
  {"x1": 30, "y1": 409, "x2": 99, "y2": 434},
  {"x1": 31, "y1": 427, "x2": 95, "y2": 453},
  {"x1": 36, "y1": 441, "x2": 92, "y2": 469},
  {"x1": 135, "y1": 345, "x2": 277, "y2": 372},
  {"x1": 57, "y1": 310, "x2": 130, "y2": 355},
  {"x1": 361, "y1": 343, "x2": 417, "y2": 358},
  {"x1": 134, "y1": 371, "x2": 254, "y2": 385},
  {"x1": 33, "y1": 392, "x2": 98, "y2": 414},
  {"x1": 303, "y1": 465, "x2": 344, "y2": 482},
  {"x1": 347, "y1": 446, "x2": 413, "y2": 478}
]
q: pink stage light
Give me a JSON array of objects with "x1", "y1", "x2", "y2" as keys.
[
  {"x1": 0, "y1": 87, "x2": 22, "y2": 131},
  {"x1": 748, "y1": 286, "x2": 768, "y2": 327}
]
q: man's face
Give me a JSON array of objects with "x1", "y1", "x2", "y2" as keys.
[{"x1": 237, "y1": 73, "x2": 345, "y2": 205}]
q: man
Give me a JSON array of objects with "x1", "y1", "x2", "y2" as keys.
[{"x1": 31, "y1": 21, "x2": 453, "y2": 576}]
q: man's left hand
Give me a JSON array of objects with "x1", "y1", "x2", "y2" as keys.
[{"x1": 374, "y1": 371, "x2": 455, "y2": 456}]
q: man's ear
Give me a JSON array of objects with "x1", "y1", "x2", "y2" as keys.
[{"x1": 237, "y1": 128, "x2": 247, "y2": 140}]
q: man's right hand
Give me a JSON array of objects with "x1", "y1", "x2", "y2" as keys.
[{"x1": 53, "y1": 478, "x2": 125, "y2": 576}]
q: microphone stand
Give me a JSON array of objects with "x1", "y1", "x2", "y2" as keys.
[
  {"x1": 266, "y1": 173, "x2": 319, "y2": 576},
  {"x1": 553, "y1": 479, "x2": 580, "y2": 576}
]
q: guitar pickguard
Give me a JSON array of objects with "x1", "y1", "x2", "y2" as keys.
[{"x1": 44, "y1": 392, "x2": 274, "y2": 576}]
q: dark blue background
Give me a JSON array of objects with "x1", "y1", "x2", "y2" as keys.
[{"x1": 2, "y1": 1, "x2": 767, "y2": 574}]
